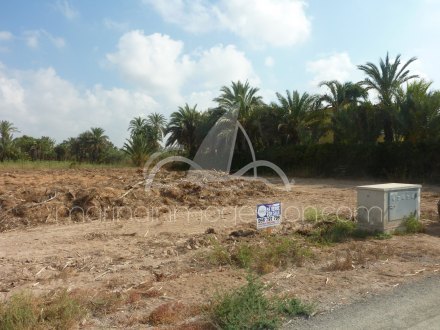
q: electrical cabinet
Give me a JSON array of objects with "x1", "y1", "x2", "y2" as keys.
[{"x1": 357, "y1": 183, "x2": 421, "y2": 233}]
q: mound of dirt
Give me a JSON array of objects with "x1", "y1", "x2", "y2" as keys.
[{"x1": 0, "y1": 168, "x2": 276, "y2": 232}]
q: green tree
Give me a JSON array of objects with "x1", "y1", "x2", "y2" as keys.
[
  {"x1": 274, "y1": 90, "x2": 319, "y2": 145},
  {"x1": 35, "y1": 136, "x2": 56, "y2": 160},
  {"x1": 165, "y1": 104, "x2": 201, "y2": 156},
  {"x1": 214, "y1": 80, "x2": 263, "y2": 119},
  {"x1": 0, "y1": 120, "x2": 19, "y2": 161},
  {"x1": 214, "y1": 81, "x2": 264, "y2": 153},
  {"x1": 124, "y1": 114, "x2": 166, "y2": 166},
  {"x1": 397, "y1": 80, "x2": 440, "y2": 142},
  {"x1": 69, "y1": 128, "x2": 110, "y2": 163},
  {"x1": 319, "y1": 81, "x2": 367, "y2": 143},
  {"x1": 123, "y1": 133, "x2": 152, "y2": 166},
  {"x1": 250, "y1": 105, "x2": 284, "y2": 149},
  {"x1": 146, "y1": 113, "x2": 167, "y2": 150},
  {"x1": 128, "y1": 117, "x2": 148, "y2": 138},
  {"x1": 330, "y1": 101, "x2": 382, "y2": 143},
  {"x1": 358, "y1": 53, "x2": 418, "y2": 142},
  {"x1": 54, "y1": 141, "x2": 69, "y2": 161},
  {"x1": 14, "y1": 135, "x2": 37, "y2": 160},
  {"x1": 88, "y1": 127, "x2": 109, "y2": 163}
]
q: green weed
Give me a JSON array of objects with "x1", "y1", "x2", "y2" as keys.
[
  {"x1": 309, "y1": 219, "x2": 356, "y2": 244},
  {"x1": 211, "y1": 275, "x2": 313, "y2": 330},
  {"x1": 205, "y1": 236, "x2": 313, "y2": 274},
  {"x1": 403, "y1": 216, "x2": 425, "y2": 234}
]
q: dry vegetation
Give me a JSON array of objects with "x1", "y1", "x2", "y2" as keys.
[{"x1": 1, "y1": 168, "x2": 440, "y2": 328}]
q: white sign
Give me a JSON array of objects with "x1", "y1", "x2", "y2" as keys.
[{"x1": 256, "y1": 202, "x2": 281, "y2": 229}]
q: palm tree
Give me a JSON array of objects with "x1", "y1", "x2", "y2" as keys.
[
  {"x1": 358, "y1": 53, "x2": 418, "y2": 142},
  {"x1": 165, "y1": 104, "x2": 201, "y2": 156},
  {"x1": 128, "y1": 116, "x2": 148, "y2": 138},
  {"x1": 214, "y1": 80, "x2": 263, "y2": 121},
  {"x1": 0, "y1": 120, "x2": 19, "y2": 161},
  {"x1": 89, "y1": 127, "x2": 109, "y2": 163},
  {"x1": 147, "y1": 112, "x2": 167, "y2": 150},
  {"x1": 35, "y1": 136, "x2": 55, "y2": 160},
  {"x1": 397, "y1": 80, "x2": 440, "y2": 142},
  {"x1": 214, "y1": 81, "x2": 264, "y2": 153},
  {"x1": 319, "y1": 81, "x2": 367, "y2": 143},
  {"x1": 123, "y1": 133, "x2": 152, "y2": 166},
  {"x1": 274, "y1": 90, "x2": 318, "y2": 145}
]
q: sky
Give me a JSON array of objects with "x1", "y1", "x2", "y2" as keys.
[{"x1": 1, "y1": 0, "x2": 440, "y2": 147}]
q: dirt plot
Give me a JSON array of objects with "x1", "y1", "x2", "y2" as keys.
[{"x1": 1, "y1": 168, "x2": 440, "y2": 328}]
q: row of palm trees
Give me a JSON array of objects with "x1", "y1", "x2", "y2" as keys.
[
  {"x1": 2, "y1": 53, "x2": 439, "y2": 166},
  {"x1": 0, "y1": 123, "x2": 124, "y2": 163},
  {"x1": 158, "y1": 53, "x2": 440, "y2": 159}
]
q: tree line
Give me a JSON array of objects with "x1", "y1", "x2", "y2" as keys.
[
  {"x1": 0, "y1": 124, "x2": 124, "y2": 164},
  {"x1": 2, "y1": 53, "x2": 440, "y2": 171}
]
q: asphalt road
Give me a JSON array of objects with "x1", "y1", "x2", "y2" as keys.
[{"x1": 286, "y1": 275, "x2": 440, "y2": 329}]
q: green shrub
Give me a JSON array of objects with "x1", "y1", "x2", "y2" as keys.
[
  {"x1": 206, "y1": 240, "x2": 232, "y2": 266},
  {"x1": 211, "y1": 276, "x2": 313, "y2": 329},
  {"x1": 212, "y1": 275, "x2": 278, "y2": 330},
  {"x1": 232, "y1": 244, "x2": 253, "y2": 269},
  {"x1": 374, "y1": 232, "x2": 392, "y2": 240},
  {"x1": 275, "y1": 298, "x2": 314, "y2": 317},
  {"x1": 303, "y1": 208, "x2": 327, "y2": 222},
  {"x1": 205, "y1": 236, "x2": 313, "y2": 274},
  {"x1": 310, "y1": 220, "x2": 356, "y2": 244},
  {"x1": 403, "y1": 216, "x2": 425, "y2": 234}
]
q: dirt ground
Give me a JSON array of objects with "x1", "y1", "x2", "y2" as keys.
[{"x1": 1, "y1": 168, "x2": 440, "y2": 328}]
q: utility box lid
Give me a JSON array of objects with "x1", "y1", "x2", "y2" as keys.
[{"x1": 357, "y1": 183, "x2": 422, "y2": 192}]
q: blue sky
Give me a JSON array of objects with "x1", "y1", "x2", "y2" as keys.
[{"x1": 1, "y1": 0, "x2": 439, "y2": 146}]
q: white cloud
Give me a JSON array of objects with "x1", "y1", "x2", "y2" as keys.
[
  {"x1": 0, "y1": 67, "x2": 25, "y2": 115},
  {"x1": 106, "y1": 30, "x2": 259, "y2": 107},
  {"x1": 0, "y1": 64, "x2": 158, "y2": 146},
  {"x1": 106, "y1": 31, "x2": 191, "y2": 104},
  {"x1": 47, "y1": 35, "x2": 66, "y2": 48},
  {"x1": 0, "y1": 31, "x2": 13, "y2": 52},
  {"x1": 0, "y1": 31, "x2": 13, "y2": 41},
  {"x1": 23, "y1": 31, "x2": 40, "y2": 48},
  {"x1": 264, "y1": 56, "x2": 275, "y2": 67},
  {"x1": 306, "y1": 52, "x2": 358, "y2": 88},
  {"x1": 192, "y1": 44, "x2": 260, "y2": 89},
  {"x1": 23, "y1": 30, "x2": 66, "y2": 49},
  {"x1": 53, "y1": 0, "x2": 79, "y2": 20},
  {"x1": 103, "y1": 18, "x2": 130, "y2": 32},
  {"x1": 187, "y1": 90, "x2": 216, "y2": 109},
  {"x1": 146, "y1": 0, "x2": 311, "y2": 47},
  {"x1": 144, "y1": 0, "x2": 222, "y2": 34},
  {"x1": 220, "y1": 0, "x2": 311, "y2": 48}
]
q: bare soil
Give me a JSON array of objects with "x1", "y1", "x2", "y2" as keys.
[{"x1": 1, "y1": 168, "x2": 440, "y2": 328}]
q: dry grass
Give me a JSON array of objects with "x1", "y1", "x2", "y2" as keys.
[
  {"x1": 205, "y1": 234, "x2": 313, "y2": 275},
  {"x1": 0, "y1": 290, "x2": 86, "y2": 330},
  {"x1": 148, "y1": 301, "x2": 202, "y2": 326},
  {"x1": 326, "y1": 250, "x2": 354, "y2": 271},
  {"x1": 326, "y1": 242, "x2": 396, "y2": 271},
  {"x1": 175, "y1": 321, "x2": 217, "y2": 330}
]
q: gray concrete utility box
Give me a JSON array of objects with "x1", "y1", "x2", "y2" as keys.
[{"x1": 357, "y1": 183, "x2": 421, "y2": 233}]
